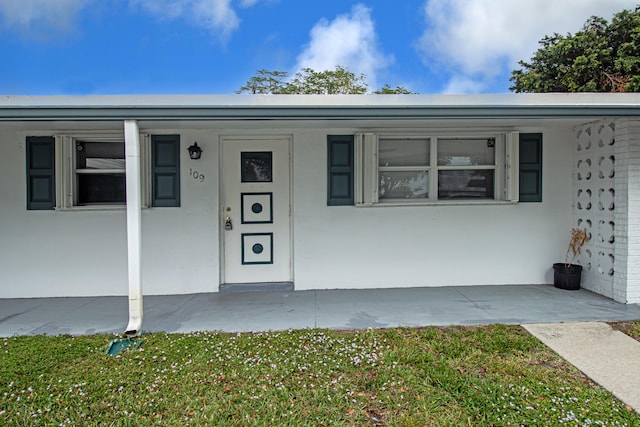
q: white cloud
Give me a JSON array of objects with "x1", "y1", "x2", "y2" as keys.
[
  {"x1": 294, "y1": 4, "x2": 392, "y2": 91},
  {"x1": 417, "y1": 0, "x2": 639, "y2": 93},
  {"x1": 133, "y1": 0, "x2": 241, "y2": 41},
  {"x1": 442, "y1": 75, "x2": 485, "y2": 94},
  {"x1": 0, "y1": 0, "x2": 91, "y2": 36}
]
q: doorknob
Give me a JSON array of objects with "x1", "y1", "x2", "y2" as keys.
[{"x1": 224, "y1": 216, "x2": 233, "y2": 230}]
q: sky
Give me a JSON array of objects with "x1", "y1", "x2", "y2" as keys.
[{"x1": 0, "y1": 0, "x2": 637, "y2": 95}]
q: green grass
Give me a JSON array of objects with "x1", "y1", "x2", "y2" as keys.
[
  {"x1": 1, "y1": 325, "x2": 638, "y2": 426},
  {"x1": 611, "y1": 320, "x2": 640, "y2": 343}
]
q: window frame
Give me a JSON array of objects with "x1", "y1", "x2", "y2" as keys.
[
  {"x1": 56, "y1": 133, "x2": 151, "y2": 210},
  {"x1": 356, "y1": 131, "x2": 519, "y2": 206}
]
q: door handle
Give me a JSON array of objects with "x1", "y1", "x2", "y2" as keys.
[{"x1": 224, "y1": 216, "x2": 233, "y2": 230}]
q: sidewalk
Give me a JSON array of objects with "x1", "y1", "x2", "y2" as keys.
[{"x1": 525, "y1": 322, "x2": 640, "y2": 414}]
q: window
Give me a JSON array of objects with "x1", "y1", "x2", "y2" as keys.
[
  {"x1": 436, "y1": 138, "x2": 497, "y2": 200},
  {"x1": 75, "y1": 140, "x2": 126, "y2": 205},
  {"x1": 378, "y1": 138, "x2": 429, "y2": 200},
  {"x1": 355, "y1": 132, "x2": 519, "y2": 205},
  {"x1": 58, "y1": 135, "x2": 131, "y2": 208},
  {"x1": 29, "y1": 133, "x2": 180, "y2": 209}
]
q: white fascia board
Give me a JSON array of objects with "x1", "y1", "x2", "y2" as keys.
[
  {"x1": 0, "y1": 93, "x2": 639, "y2": 121},
  {"x1": 2, "y1": 93, "x2": 640, "y2": 107}
]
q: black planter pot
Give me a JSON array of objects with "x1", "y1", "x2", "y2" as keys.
[{"x1": 553, "y1": 263, "x2": 582, "y2": 290}]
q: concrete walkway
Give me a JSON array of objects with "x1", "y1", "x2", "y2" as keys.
[
  {"x1": 2, "y1": 284, "x2": 640, "y2": 336},
  {"x1": 525, "y1": 322, "x2": 640, "y2": 414}
]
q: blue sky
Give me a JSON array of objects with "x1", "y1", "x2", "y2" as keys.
[{"x1": 0, "y1": 0, "x2": 636, "y2": 95}]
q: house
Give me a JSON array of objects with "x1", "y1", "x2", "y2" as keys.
[{"x1": 1, "y1": 94, "x2": 639, "y2": 334}]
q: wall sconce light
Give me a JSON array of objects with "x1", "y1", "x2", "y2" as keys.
[{"x1": 188, "y1": 142, "x2": 203, "y2": 160}]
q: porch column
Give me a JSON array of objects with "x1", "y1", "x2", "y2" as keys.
[
  {"x1": 614, "y1": 120, "x2": 640, "y2": 304},
  {"x1": 124, "y1": 120, "x2": 143, "y2": 335}
]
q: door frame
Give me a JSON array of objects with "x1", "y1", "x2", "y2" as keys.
[{"x1": 218, "y1": 135, "x2": 294, "y2": 286}]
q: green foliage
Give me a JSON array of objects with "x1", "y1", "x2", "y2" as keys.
[
  {"x1": 373, "y1": 84, "x2": 415, "y2": 94},
  {"x1": 237, "y1": 66, "x2": 415, "y2": 94},
  {"x1": 510, "y1": 7, "x2": 640, "y2": 92},
  {"x1": 285, "y1": 66, "x2": 368, "y2": 94},
  {"x1": 235, "y1": 69, "x2": 289, "y2": 94},
  {"x1": 1, "y1": 326, "x2": 638, "y2": 426}
]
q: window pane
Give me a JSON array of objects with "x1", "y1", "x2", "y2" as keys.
[
  {"x1": 438, "y1": 170, "x2": 494, "y2": 199},
  {"x1": 437, "y1": 138, "x2": 495, "y2": 166},
  {"x1": 379, "y1": 139, "x2": 429, "y2": 166},
  {"x1": 76, "y1": 141, "x2": 125, "y2": 169},
  {"x1": 379, "y1": 171, "x2": 428, "y2": 200},
  {"x1": 241, "y1": 151, "x2": 272, "y2": 182},
  {"x1": 77, "y1": 173, "x2": 126, "y2": 205}
]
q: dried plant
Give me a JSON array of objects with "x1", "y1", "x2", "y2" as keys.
[{"x1": 565, "y1": 228, "x2": 589, "y2": 266}]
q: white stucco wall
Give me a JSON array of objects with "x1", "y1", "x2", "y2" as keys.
[
  {"x1": 292, "y1": 126, "x2": 574, "y2": 290},
  {"x1": 0, "y1": 129, "x2": 220, "y2": 298},
  {"x1": 0, "y1": 122, "x2": 575, "y2": 298}
]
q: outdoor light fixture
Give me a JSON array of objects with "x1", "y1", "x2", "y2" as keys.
[{"x1": 188, "y1": 142, "x2": 203, "y2": 160}]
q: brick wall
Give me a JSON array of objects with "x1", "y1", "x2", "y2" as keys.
[{"x1": 613, "y1": 120, "x2": 640, "y2": 303}]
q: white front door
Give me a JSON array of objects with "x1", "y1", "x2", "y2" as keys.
[{"x1": 221, "y1": 138, "x2": 292, "y2": 285}]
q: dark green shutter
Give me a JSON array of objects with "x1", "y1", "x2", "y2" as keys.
[
  {"x1": 152, "y1": 135, "x2": 180, "y2": 207},
  {"x1": 26, "y1": 136, "x2": 55, "y2": 210},
  {"x1": 519, "y1": 133, "x2": 543, "y2": 202},
  {"x1": 327, "y1": 135, "x2": 354, "y2": 206}
]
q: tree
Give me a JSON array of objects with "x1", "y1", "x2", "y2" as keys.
[
  {"x1": 285, "y1": 66, "x2": 368, "y2": 94},
  {"x1": 510, "y1": 7, "x2": 640, "y2": 92},
  {"x1": 236, "y1": 69, "x2": 289, "y2": 94},
  {"x1": 373, "y1": 84, "x2": 415, "y2": 94},
  {"x1": 237, "y1": 66, "x2": 415, "y2": 94}
]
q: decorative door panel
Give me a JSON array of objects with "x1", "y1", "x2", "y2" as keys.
[{"x1": 222, "y1": 139, "x2": 291, "y2": 284}]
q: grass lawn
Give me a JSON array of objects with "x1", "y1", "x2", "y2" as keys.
[
  {"x1": 2, "y1": 325, "x2": 639, "y2": 426},
  {"x1": 611, "y1": 320, "x2": 640, "y2": 343}
]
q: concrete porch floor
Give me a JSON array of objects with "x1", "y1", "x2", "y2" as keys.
[{"x1": 2, "y1": 285, "x2": 640, "y2": 337}]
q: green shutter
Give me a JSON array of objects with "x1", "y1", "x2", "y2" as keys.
[
  {"x1": 327, "y1": 135, "x2": 354, "y2": 206},
  {"x1": 519, "y1": 133, "x2": 543, "y2": 202},
  {"x1": 152, "y1": 135, "x2": 180, "y2": 207},
  {"x1": 26, "y1": 136, "x2": 55, "y2": 210}
]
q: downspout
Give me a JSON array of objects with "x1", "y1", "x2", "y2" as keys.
[{"x1": 124, "y1": 120, "x2": 143, "y2": 336}]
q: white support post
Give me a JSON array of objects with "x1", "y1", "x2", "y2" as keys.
[{"x1": 124, "y1": 120, "x2": 143, "y2": 336}]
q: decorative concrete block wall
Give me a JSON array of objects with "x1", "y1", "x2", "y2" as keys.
[
  {"x1": 574, "y1": 122, "x2": 616, "y2": 299},
  {"x1": 575, "y1": 119, "x2": 640, "y2": 303}
]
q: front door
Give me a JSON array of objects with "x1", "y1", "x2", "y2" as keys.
[{"x1": 221, "y1": 138, "x2": 292, "y2": 285}]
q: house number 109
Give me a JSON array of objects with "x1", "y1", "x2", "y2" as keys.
[{"x1": 189, "y1": 168, "x2": 205, "y2": 183}]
